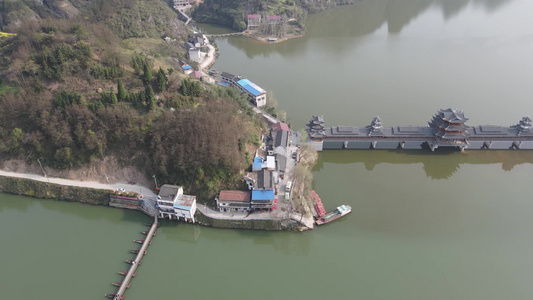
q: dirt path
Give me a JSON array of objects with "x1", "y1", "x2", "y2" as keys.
[{"x1": 0, "y1": 170, "x2": 157, "y2": 197}]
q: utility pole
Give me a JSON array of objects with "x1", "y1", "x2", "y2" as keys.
[
  {"x1": 152, "y1": 175, "x2": 158, "y2": 189},
  {"x1": 37, "y1": 159, "x2": 47, "y2": 178}
]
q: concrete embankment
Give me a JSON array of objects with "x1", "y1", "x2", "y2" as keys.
[
  {"x1": 0, "y1": 175, "x2": 112, "y2": 205},
  {"x1": 195, "y1": 210, "x2": 286, "y2": 230}
]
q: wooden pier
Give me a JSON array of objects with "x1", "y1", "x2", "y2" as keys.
[{"x1": 112, "y1": 215, "x2": 158, "y2": 300}]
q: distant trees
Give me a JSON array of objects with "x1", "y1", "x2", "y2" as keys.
[
  {"x1": 54, "y1": 91, "x2": 85, "y2": 108},
  {"x1": 117, "y1": 79, "x2": 127, "y2": 100},
  {"x1": 179, "y1": 78, "x2": 202, "y2": 97},
  {"x1": 145, "y1": 85, "x2": 156, "y2": 111},
  {"x1": 143, "y1": 63, "x2": 152, "y2": 84},
  {"x1": 156, "y1": 68, "x2": 168, "y2": 92}
]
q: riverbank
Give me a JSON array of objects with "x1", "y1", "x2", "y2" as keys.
[
  {"x1": 0, "y1": 173, "x2": 112, "y2": 205},
  {"x1": 0, "y1": 168, "x2": 316, "y2": 230},
  {"x1": 242, "y1": 31, "x2": 305, "y2": 44}
]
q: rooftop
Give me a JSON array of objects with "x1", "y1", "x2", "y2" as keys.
[
  {"x1": 274, "y1": 130, "x2": 288, "y2": 148},
  {"x1": 437, "y1": 108, "x2": 468, "y2": 123},
  {"x1": 218, "y1": 190, "x2": 251, "y2": 202},
  {"x1": 190, "y1": 70, "x2": 203, "y2": 79},
  {"x1": 174, "y1": 194, "x2": 196, "y2": 209},
  {"x1": 251, "y1": 189, "x2": 275, "y2": 201},
  {"x1": 237, "y1": 79, "x2": 266, "y2": 97},
  {"x1": 272, "y1": 122, "x2": 290, "y2": 132},
  {"x1": 248, "y1": 14, "x2": 261, "y2": 19},
  {"x1": 217, "y1": 80, "x2": 230, "y2": 87},
  {"x1": 252, "y1": 156, "x2": 263, "y2": 171},
  {"x1": 256, "y1": 169, "x2": 273, "y2": 189},
  {"x1": 159, "y1": 184, "x2": 182, "y2": 201}
]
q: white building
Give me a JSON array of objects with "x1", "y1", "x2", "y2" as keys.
[
  {"x1": 156, "y1": 184, "x2": 197, "y2": 223},
  {"x1": 236, "y1": 79, "x2": 267, "y2": 107}
]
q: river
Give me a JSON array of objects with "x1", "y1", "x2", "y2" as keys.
[{"x1": 2, "y1": 0, "x2": 533, "y2": 299}]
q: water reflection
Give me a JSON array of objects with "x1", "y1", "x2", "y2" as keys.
[
  {"x1": 216, "y1": 0, "x2": 513, "y2": 58},
  {"x1": 0, "y1": 194, "x2": 32, "y2": 213},
  {"x1": 159, "y1": 221, "x2": 313, "y2": 255},
  {"x1": 315, "y1": 149, "x2": 533, "y2": 179}
]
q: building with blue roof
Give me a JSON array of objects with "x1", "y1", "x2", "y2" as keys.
[
  {"x1": 236, "y1": 79, "x2": 266, "y2": 107},
  {"x1": 219, "y1": 71, "x2": 267, "y2": 107},
  {"x1": 236, "y1": 79, "x2": 267, "y2": 107},
  {"x1": 251, "y1": 189, "x2": 275, "y2": 210},
  {"x1": 252, "y1": 157, "x2": 263, "y2": 172}
]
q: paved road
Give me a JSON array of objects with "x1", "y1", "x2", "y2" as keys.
[
  {"x1": 199, "y1": 43, "x2": 216, "y2": 71},
  {"x1": 0, "y1": 170, "x2": 157, "y2": 197},
  {"x1": 176, "y1": 7, "x2": 191, "y2": 25}
]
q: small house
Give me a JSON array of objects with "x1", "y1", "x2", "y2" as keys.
[
  {"x1": 216, "y1": 190, "x2": 251, "y2": 212},
  {"x1": 220, "y1": 72, "x2": 242, "y2": 85},
  {"x1": 156, "y1": 184, "x2": 197, "y2": 223},
  {"x1": 267, "y1": 15, "x2": 282, "y2": 25},
  {"x1": 190, "y1": 70, "x2": 203, "y2": 80},
  {"x1": 247, "y1": 15, "x2": 261, "y2": 29}
]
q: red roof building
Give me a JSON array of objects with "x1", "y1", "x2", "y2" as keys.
[
  {"x1": 272, "y1": 122, "x2": 290, "y2": 132},
  {"x1": 216, "y1": 190, "x2": 251, "y2": 212}
]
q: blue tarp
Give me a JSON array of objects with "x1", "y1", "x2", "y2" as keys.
[
  {"x1": 217, "y1": 80, "x2": 230, "y2": 87},
  {"x1": 182, "y1": 65, "x2": 192, "y2": 70},
  {"x1": 251, "y1": 189, "x2": 275, "y2": 201}
]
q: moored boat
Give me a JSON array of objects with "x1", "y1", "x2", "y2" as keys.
[
  {"x1": 316, "y1": 205, "x2": 352, "y2": 225},
  {"x1": 125, "y1": 259, "x2": 141, "y2": 265},
  {"x1": 118, "y1": 270, "x2": 136, "y2": 277},
  {"x1": 112, "y1": 282, "x2": 131, "y2": 288},
  {"x1": 129, "y1": 249, "x2": 146, "y2": 254},
  {"x1": 133, "y1": 239, "x2": 144, "y2": 244}
]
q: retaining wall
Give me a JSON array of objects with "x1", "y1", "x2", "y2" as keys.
[{"x1": 0, "y1": 175, "x2": 111, "y2": 205}]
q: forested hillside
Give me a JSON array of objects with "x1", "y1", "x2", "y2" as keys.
[{"x1": 0, "y1": 0, "x2": 265, "y2": 200}]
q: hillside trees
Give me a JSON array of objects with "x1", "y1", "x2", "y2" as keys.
[{"x1": 0, "y1": 7, "x2": 264, "y2": 198}]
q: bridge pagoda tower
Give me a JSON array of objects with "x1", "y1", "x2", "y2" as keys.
[
  {"x1": 512, "y1": 116, "x2": 532, "y2": 135},
  {"x1": 428, "y1": 108, "x2": 470, "y2": 151},
  {"x1": 367, "y1": 116, "x2": 385, "y2": 136},
  {"x1": 307, "y1": 116, "x2": 326, "y2": 151}
]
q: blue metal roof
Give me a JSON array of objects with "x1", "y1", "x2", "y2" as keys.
[
  {"x1": 251, "y1": 189, "x2": 275, "y2": 201},
  {"x1": 217, "y1": 80, "x2": 230, "y2": 87},
  {"x1": 237, "y1": 79, "x2": 266, "y2": 97},
  {"x1": 252, "y1": 157, "x2": 263, "y2": 170}
]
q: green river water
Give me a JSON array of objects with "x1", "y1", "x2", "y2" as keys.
[{"x1": 2, "y1": 0, "x2": 533, "y2": 299}]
